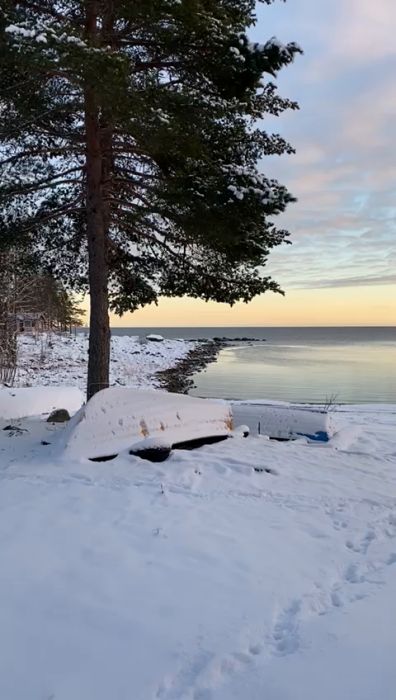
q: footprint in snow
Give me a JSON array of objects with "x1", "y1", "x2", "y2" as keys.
[
  {"x1": 271, "y1": 599, "x2": 301, "y2": 655},
  {"x1": 155, "y1": 642, "x2": 263, "y2": 700},
  {"x1": 248, "y1": 643, "x2": 263, "y2": 656},
  {"x1": 155, "y1": 650, "x2": 214, "y2": 700},
  {"x1": 344, "y1": 563, "x2": 367, "y2": 584},
  {"x1": 330, "y1": 589, "x2": 344, "y2": 608},
  {"x1": 345, "y1": 528, "x2": 376, "y2": 554}
]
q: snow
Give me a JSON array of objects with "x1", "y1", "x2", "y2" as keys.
[
  {"x1": 130, "y1": 435, "x2": 172, "y2": 453},
  {"x1": 0, "y1": 386, "x2": 84, "y2": 420},
  {"x1": 247, "y1": 36, "x2": 303, "y2": 63},
  {"x1": 5, "y1": 25, "x2": 37, "y2": 38},
  {"x1": 58, "y1": 387, "x2": 232, "y2": 460},
  {"x1": 1, "y1": 333, "x2": 396, "y2": 699},
  {"x1": 12, "y1": 332, "x2": 194, "y2": 391},
  {"x1": 0, "y1": 399, "x2": 396, "y2": 700}
]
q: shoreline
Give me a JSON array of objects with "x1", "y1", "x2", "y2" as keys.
[
  {"x1": 13, "y1": 331, "x2": 395, "y2": 404},
  {"x1": 155, "y1": 339, "x2": 226, "y2": 394},
  {"x1": 154, "y1": 334, "x2": 266, "y2": 394}
]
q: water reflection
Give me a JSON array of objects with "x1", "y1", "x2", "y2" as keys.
[{"x1": 191, "y1": 342, "x2": 396, "y2": 403}]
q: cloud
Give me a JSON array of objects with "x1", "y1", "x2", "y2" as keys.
[
  {"x1": 252, "y1": 2, "x2": 396, "y2": 298},
  {"x1": 330, "y1": 0, "x2": 396, "y2": 65},
  {"x1": 296, "y1": 273, "x2": 396, "y2": 290}
]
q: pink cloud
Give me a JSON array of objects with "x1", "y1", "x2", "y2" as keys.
[{"x1": 337, "y1": 0, "x2": 396, "y2": 63}]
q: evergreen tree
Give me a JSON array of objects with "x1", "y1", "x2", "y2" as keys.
[
  {"x1": 54, "y1": 287, "x2": 85, "y2": 330},
  {"x1": 0, "y1": 1, "x2": 302, "y2": 398},
  {"x1": 26, "y1": 276, "x2": 85, "y2": 330}
]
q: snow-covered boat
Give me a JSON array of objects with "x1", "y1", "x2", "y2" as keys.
[
  {"x1": 232, "y1": 402, "x2": 335, "y2": 442},
  {"x1": 59, "y1": 387, "x2": 233, "y2": 461}
]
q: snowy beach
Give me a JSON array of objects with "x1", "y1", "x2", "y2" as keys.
[
  {"x1": 14, "y1": 332, "x2": 197, "y2": 392},
  {"x1": 1, "y1": 333, "x2": 395, "y2": 700}
]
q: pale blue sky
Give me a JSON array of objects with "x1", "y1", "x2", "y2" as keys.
[{"x1": 251, "y1": 0, "x2": 396, "y2": 292}]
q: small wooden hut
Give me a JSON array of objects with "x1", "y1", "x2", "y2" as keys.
[{"x1": 9, "y1": 312, "x2": 49, "y2": 335}]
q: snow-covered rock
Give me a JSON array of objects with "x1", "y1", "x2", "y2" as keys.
[
  {"x1": 0, "y1": 386, "x2": 84, "y2": 420},
  {"x1": 59, "y1": 387, "x2": 232, "y2": 460},
  {"x1": 46, "y1": 408, "x2": 71, "y2": 423},
  {"x1": 146, "y1": 334, "x2": 164, "y2": 342}
]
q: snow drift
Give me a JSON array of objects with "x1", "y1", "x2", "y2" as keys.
[
  {"x1": 0, "y1": 386, "x2": 84, "y2": 420},
  {"x1": 59, "y1": 387, "x2": 233, "y2": 460}
]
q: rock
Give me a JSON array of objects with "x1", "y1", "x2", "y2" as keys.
[
  {"x1": 146, "y1": 334, "x2": 164, "y2": 342},
  {"x1": 254, "y1": 467, "x2": 278, "y2": 475},
  {"x1": 2, "y1": 425, "x2": 28, "y2": 435},
  {"x1": 46, "y1": 408, "x2": 71, "y2": 423},
  {"x1": 155, "y1": 339, "x2": 225, "y2": 394}
]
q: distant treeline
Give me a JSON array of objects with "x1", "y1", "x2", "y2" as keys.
[{"x1": 0, "y1": 251, "x2": 84, "y2": 333}]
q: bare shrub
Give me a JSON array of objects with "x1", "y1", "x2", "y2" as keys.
[
  {"x1": 0, "y1": 315, "x2": 17, "y2": 386},
  {"x1": 322, "y1": 393, "x2": 339, "y2": 412}
]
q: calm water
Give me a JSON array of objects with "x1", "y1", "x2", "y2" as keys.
[{"x1": 109, "y1": 326, "x2": 396, "y2": 404}]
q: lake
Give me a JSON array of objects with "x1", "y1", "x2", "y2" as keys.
[{"x1": 110, "y1": 326, "x2": 396, "y2": 404}]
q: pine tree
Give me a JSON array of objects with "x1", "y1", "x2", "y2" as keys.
[
  {"x1": 0, "y1": 1, "x2": 302, "y2": 398},
  {"x1": 25, "y1": 276, "x2": 85, "y2": 330}
]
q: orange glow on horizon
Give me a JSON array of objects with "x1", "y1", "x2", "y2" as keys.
[{"x1": 79, "y1": 284, "x2": 395, "y2": 327}]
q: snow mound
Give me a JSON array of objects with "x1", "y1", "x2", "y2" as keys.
[
  {"x1": 233, "y1": 402, "x2": 335, "y2": 441},
  {"x1": 0, "y1": 387, "x2": 84, "y2": 420},
  {"x1": 59, "y1": 387, "x2": 232, "y2": 460}
]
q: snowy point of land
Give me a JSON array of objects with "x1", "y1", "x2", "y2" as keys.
[
  {"x1": 14, "y1": 332, "x2": 193, "y2": 391},
  {"x1": 1, "y1": 332, "x2": 396, "y2": 700}
]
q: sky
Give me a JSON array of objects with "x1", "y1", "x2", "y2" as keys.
[{"x1": 112, "y1": 0, "x2": 396, "y2": 327}]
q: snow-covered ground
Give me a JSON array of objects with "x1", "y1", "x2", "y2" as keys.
[
  {"x1": 2, "y1": 334, "x2": 395, "y2": 698},
  {"x1": 14, "y1": 332, "x2": 193, "y2": 390},
  {"x1": 1, "y1": 398, "x2": 395, "y2": 700}
]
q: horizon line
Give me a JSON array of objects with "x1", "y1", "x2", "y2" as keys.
[{"x1": 86, "y1": 324, "x2": 396, "y2": 329}]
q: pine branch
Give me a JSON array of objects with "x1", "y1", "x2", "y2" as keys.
[
  {"x1": 8, "y1": 195, "x2": 85, "y2": 234},
  {"x1": 2, "y1": 167, "x2": 84, "y2": 198},
  {"x1": 0, "y1": 148, "x2": 83, "y2": 168}
]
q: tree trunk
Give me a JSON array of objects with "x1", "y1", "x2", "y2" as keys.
[{"x1": 85, "y1": 1, "x2": 110, "y2": 400}]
